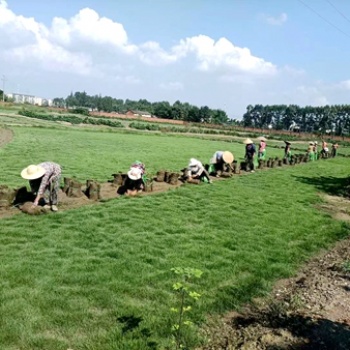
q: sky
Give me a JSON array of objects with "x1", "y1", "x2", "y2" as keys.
[{"x1": 0, "y1": 0, "x2": 350, "y2": 118}]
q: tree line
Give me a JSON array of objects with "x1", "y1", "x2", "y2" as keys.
[
  {"x1": 52, "y1": 92, "x2": 350, "y2": 135},
  {"x1": 53, "y1": 91, "x2": 230, "y2": 124},
  {"x1": 242, "y1": 104, "x2": 350, "y2": 136}
]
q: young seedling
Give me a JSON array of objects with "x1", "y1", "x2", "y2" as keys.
[{"x1": 170, "y1": 267, "x2": 203, "y2": 349}]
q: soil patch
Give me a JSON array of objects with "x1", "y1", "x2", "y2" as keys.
[
  {"x1": 318, "y1": 194, "x2": 350, "y2": 222},
  {"x1": 0, "y1": 127, "x2": 14, "y2": 147}
]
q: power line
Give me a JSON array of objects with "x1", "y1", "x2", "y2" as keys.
[
  {"x1": 297, "y1": 0, "x2": 350, "y2": 39},
  {"x1": 325, "y1": 0, "x2": 350, "y2": 25}
]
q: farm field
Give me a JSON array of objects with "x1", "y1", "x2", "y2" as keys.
[{"x1": 0, "y1": 124, "x2": 349, "y2": 349}]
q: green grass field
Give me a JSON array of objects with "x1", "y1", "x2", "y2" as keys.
[{"x1": 0, "y1": 125, "x2": 349, "y2": 349}]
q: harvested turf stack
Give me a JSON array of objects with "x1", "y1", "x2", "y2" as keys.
[
  {"x1": 168, "y1": 172, "x2": 180, "y2": 185},
  {"x1": 156, "y1": 170, "x2": 166, "y2": 182},
  {"x1": 0, "y1": 185, "x2": 17, "y2": 208},
  {"x1": 85, "y1": 180, "x2": 101, "y2": 200},
  {"x1": 164, "y1": 171, "x2": 171, "y2": 183},
  {"x1": 258, "y1": 159, "x2": 264, "y2": 169},
  {"x1": 63, "y1": 178, "x2": 85, "y2": 198},
  {"x1": 20, "y1": 202, "x2": 49, "y2": 215},
  {"x1": 111, "y1": 173, "x2": 127, "y2": 187},
  {"x1": 233, "y1": 161, "x2": 241, "y2": 174}
]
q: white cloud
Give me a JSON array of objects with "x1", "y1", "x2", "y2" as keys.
[
  {"x1": 138, "y1": 41, "x2": 179, "y2": 65},
  {"x1": 337, "y1": 80, "x2": 350, "y2": 90},
  {"x1": 0, "y1": 0, "x2": 277, "y2": 78},
  {"x1": 2, "y1": 0, "x2": 347, "y2": 117},
  {"x1": 261, "y1": 13, "x2": 288, "y2": 26},
  {"x1": 173, "y1": 35, "x2": 277, "y2": 75},
  {"x1": 50, "y1": 7, "x2": 138, "y2": 55}
]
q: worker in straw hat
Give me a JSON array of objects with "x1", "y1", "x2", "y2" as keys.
[
  {"x1": 284, "y1": 141, "x2": 292, "y2": 161},
  {"x1": 186, "y1": 158, "x2": 212, "y2": 183},
  {"x1": 209, "y1": 151, "x2": 234, "y2": 176},
  {"x1": 243, "y1": 138, "x2": 256, "y2": 173},
  {"x1": 117, "y1": 161, "x2": 146, "y2": 196},
  {"x1": 257, "y1": 136, "x2": 267, "y2": 160},
  {"x1": 20, "y1": 162, "x2": 62, "y2": 211},
  {"x1": 313, "y1": 141, "x2": 319, "y2": 160}
]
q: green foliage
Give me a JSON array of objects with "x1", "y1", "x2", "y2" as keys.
[
  {"x1": 54, "y1": 91, "x2": 230, "y2": 122},
  {"x1": 170, "y1": 267, "x2": 203, "y2": 349},
  {"x1": 17, "y1": 108, "x2": 124, "y2": 128},
  {"x1": 242, "y1": 104, "x2": 350, "y2": 136},
  {"x1": 129, "y1": 122, "x2": 160, "y2": 131},
  {"x1": 342, "y1": 260, "x2": 350, "y2": 273},
  {"x1": 70, "y1": 107, "x2": 90, "y2": 116}
]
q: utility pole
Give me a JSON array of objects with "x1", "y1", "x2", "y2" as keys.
[{"x1": 1, "y1": 75, "x2": 7, "y2": 102}]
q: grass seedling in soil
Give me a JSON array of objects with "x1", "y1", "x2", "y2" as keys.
[
  {"x1": 170, "y1": 267, "x2": 202, "y2": 350},
  {"x1": 342, "y1": 260, "x2": 350, "y2": 273}
]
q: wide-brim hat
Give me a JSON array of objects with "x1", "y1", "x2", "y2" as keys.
[
  {"x1": 243, "y1": 138, "x2": 253, "y2": 144},
  {"x1": 284, "y1": 141, "x2": 291, "y2": 145},
  {"x1": 127, "y1": 168, "x2": 142, "y2": 180},
  {"x1": 309, "y1": 141, "x2": 314, "y2": 145},
  {"x1": 222, "y1": 151, "x2": 234, "y2": 163},
  {"x1": 314, "y1": 141, "x2": 318, "y2": 145},
  {"x1": 21, "y1": 164, "x2": 46, "y2": 180},
  {"x1": 258, "y1": 136, "x2": 267, "y2": 142},
  {"x1": 189, "y1": 158, "x2": 201, "y2": 167}
]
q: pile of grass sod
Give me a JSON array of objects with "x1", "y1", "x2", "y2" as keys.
[{"x1": 0, "y1": 126, "x2": 349, "y2": 349}]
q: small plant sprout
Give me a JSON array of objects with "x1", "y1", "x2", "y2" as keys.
[
  {"x1": 342, "y1": 260, "x2": 350, "y2": 273},
  {"x1": 170, "y1": 267, "x2": 203, "y2": 349}
]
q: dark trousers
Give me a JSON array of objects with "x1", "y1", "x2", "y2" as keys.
[{"x1": 246, "y1": 155, "x2": 255, "y2": 171}]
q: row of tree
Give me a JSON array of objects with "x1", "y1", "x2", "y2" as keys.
[
  {"x1": 242, "y1": 104, "x2": 350, "y2": 136},
  {"x1": 52, "y1": 93, "x2": 350, "y2": 135},
  {"x1": 53, "y1": 92, "x2": 229, "y2": 124}
]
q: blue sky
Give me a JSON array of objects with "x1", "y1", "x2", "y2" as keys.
[{"x1": 1, "y1": 0, "x2": 350, "y2": 118}]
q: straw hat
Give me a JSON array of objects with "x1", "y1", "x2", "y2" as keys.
[
  {"x1": 309, "y1": 141, "x2": 314, "y2": 145},
  {"x1": 258, "y1": 136, "x2": 267, "y2": 142},
  {"x1": 127, "y1": 167, "x2": 142, "y2": 180},
  {"x1": 21, "y1": 164, "x2": 46, "y2": 180},
  {"x1": 189, "y1": 158, "x2": 201, "y2": 167},
  {"x1": 222, "y1": 151, "x2": 234, "y2": 163},
  {"x1": 284, "y1": 140, "x2": 291, "y2": 145},
  {"x1": 243, "y1": 138, "x2": 253, "y2": 144}
]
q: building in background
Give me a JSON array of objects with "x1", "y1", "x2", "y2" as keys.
[{"x1": 6, "y1": 93, "x2": 53, "y2": 106}]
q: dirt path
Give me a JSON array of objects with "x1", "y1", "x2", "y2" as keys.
[
  {"x1": 198, "y1": 195, "x2": 350, "y2": 350},
  {"x1": 0, "y1": 180, "x2": 182, "y2": 218}
]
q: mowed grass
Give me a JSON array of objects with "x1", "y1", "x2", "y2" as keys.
[
  {"x1": 0, "y1": 126, "x2": 349, "y2": 349},
  {"x1": 0, "y1": 127, "x2": 284, "y2": 187}
]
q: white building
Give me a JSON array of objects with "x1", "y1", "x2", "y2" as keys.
[{"x1": 7, "y1": 93, "x2": 53, "y2": 106}]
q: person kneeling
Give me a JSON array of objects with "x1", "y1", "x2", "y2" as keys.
[
  {"x1": 117, "y1": 167, "x2": 144, "y2": 196},
  {"x1": 186, "y1": 158, "x2": 212, "y2": 183},
  {"x1": 21, "y1": 162, "x2": 61, "y2": 212}
]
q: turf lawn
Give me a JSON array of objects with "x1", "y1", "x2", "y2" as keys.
[{"x1": 0, "y1": 126, "x2": 349, "y2": 349}]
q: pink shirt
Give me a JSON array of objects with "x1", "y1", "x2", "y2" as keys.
[{"x1": 259, "y1": 141, "x2": 266, "y2": 152}]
